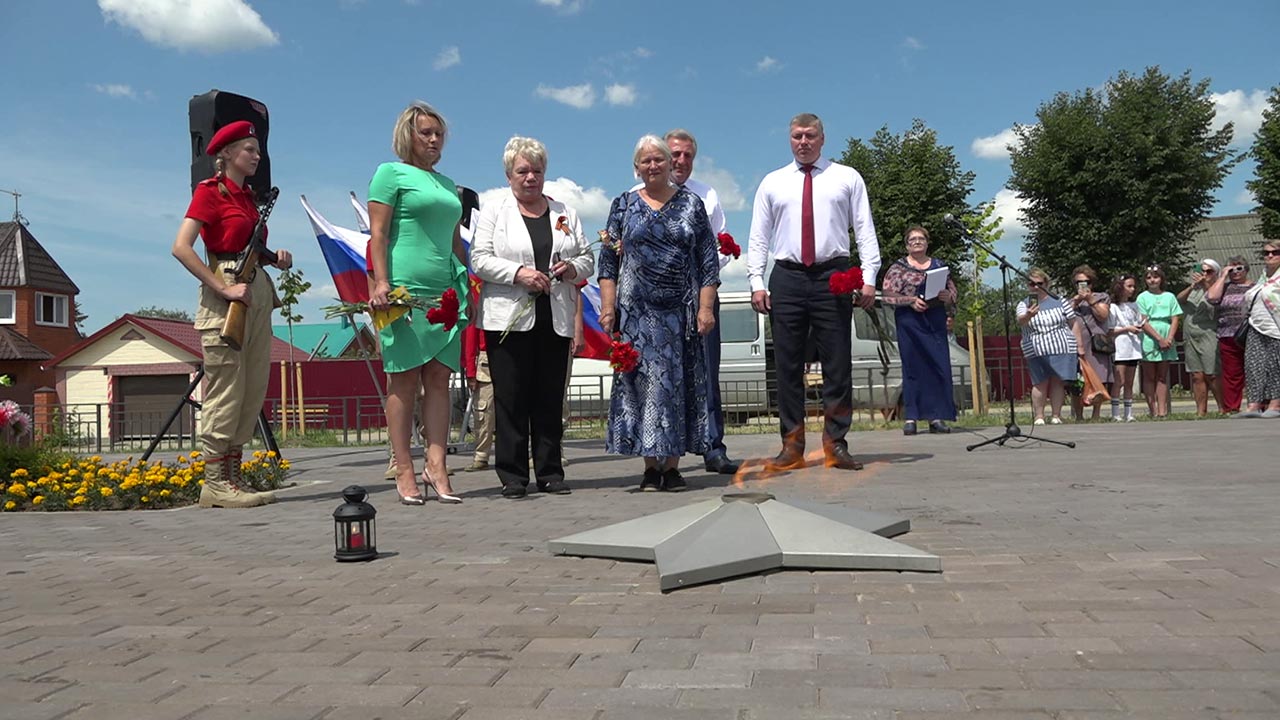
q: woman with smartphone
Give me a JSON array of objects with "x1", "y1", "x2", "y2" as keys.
[
  {"x1": 1016, "y1": 268, "x2": 1084, "y2": 425},
  {"x1": 1068, "y1": 265, "x2": 1112, "y2": 421},
  {"x1": 1206, "y1": 255, "x2": 1255, "y2": 413}
]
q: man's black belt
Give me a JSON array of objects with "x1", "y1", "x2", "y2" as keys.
[
  {"x1": 776, "y1": 256, "x2": 849, "y2": 273},
  {"x1": 209, "y1": 252, "x2": 241, "y2": 262}
]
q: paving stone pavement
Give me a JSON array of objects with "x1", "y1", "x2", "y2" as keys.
[{"x1": 2, "y1": 419, "x2": 1278, "y2": 719}]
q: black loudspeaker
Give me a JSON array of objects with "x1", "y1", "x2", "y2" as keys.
[{"x1": 189, "y1": 89, "x2": 271, "y2": 197}]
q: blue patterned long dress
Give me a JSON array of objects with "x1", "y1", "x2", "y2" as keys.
[{"x1": 599, "y1": 188, "x2": 719, "y2": 457}]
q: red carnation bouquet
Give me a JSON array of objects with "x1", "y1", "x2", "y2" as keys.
[
  {"x1": 717, "y1": 232, "x2": 741, "y2": 259},
  {"x1": 828, "y1": 267, "x2": 865, "y2": 297},
  {"x1": 426, "y1": 288, "x2": 460, "y2": 331},
  {"x1": 608, "y1": 337, "x2": 639, "y2": 374}
]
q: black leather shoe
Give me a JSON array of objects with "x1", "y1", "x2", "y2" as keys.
[
  {"x1": 538, "y1": 479, "x2": 572, "y2": 495},
  {"x1": 903, "y1": 420, "x2": 917, "y2": 436},
  {"x1": 661, "y1": 468, "x2": 687, "y2": 492},
  {"x1": 929, "y1": 420, "x2": 952, "y2": 434},
  {"x1": 825, "y1": 446, "x2": 863, "y2": 471},
  {"x1": 500, "y1": 485, "x2": 527, "y2": 499},
  {"x1": 704, "y1": 455, "x2": 741, "y2": 475},
  {"x1": 765, "y1": 450, "x2": 806, "y2": 472},
  {"x1": 640, "y1": 468, "x2": 662, "y2": 492}
]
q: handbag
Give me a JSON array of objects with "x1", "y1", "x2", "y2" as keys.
[
  {"x1": 1085, "y1": 317, "x2": 1114, "y2": 355},
  {"x1": 1234, "y1": 293, "x2": 1258, "y2": 348}
]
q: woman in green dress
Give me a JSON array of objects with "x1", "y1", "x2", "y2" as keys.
[
  {"x1": 369, "y1": 101, "x2": 468, "y2": 504},
  {"x1": 1136, "y1": 264, "x2": 1182, "y2": 419}
]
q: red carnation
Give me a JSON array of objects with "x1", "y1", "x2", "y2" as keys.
[
  {"x1": 426, "y1": 288, "x2": 461, "y2": 331},
  {"x1": 717, "y1": 232, "x2": 741, "y2": 259},
  {"x1": 828, "y1": 268, "x2": 865, "y2": 296},
  {"x1": 608, "y1": 338, "x2": 639, "y2": 374}
]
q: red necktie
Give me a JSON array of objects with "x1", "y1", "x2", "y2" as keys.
[{"x1": 800, "y1": 164, "x2": 815, "y2": 266}]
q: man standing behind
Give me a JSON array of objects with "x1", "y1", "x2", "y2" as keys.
[
  {"x1": 747, "y1": 113, "x2": 880, "y2": 471},
  {"x1": 629, "y1": 130, "x2": 741, "y2": 475}
]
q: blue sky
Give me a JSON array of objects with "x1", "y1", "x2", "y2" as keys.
[{"x1": 1, "y1": 0, "x2": 1276, "y2": 334}]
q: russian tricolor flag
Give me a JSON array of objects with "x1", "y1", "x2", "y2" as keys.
[
  {"x1": 300, "y1": 195, "x2": 369, "y2": 303},
  {"x1": 577, "y1": 282, "x2": 613, "y2": 360}
]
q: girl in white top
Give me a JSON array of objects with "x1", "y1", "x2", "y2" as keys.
[{"x1": 1107, "y1": 274, "x2": 1145, "y2": 421}]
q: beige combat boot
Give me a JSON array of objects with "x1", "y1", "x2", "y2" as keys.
[
  {"x1": 198, "y1": 454, "x2": 273, "y2": 508},
  {"x1": 229, "y1": 448, "x2": 277, "y2": 504}
]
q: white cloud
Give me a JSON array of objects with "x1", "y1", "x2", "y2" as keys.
[
  {"x1": 633, "y1": 47, "x2": 652, "y2": 59},
  {"x1": 478, "y1": 177, "x2": 612, "y2": 224},
  {"x1": 1235, "y1": 188, "x2": 1256, "y2": 207},
  {"x1": 756, "y1": 56, "x2": 780, "y2": 73},
  {"x1": 691, "y1": 158, "x2": 746, "y2": 212},
  {"x1": 98, "y1": 0, "x2": 279, "y2": 53},
  {"x1": 991, "y1": 188, "x2": 1028, "y2": 235},
  {"x1": 536, "y1": 0, "x2": 584, "y2": 14},
  {"x1": 903, "y1": 36, "x2": 924, "y2": 50},
  {"x1": 971, "y1": 128, "x2": 1020, "y2": 160},
  {"x1": 1211, "y1": 89, "x2": 1268, "y2": 146},
  {"x1": 90, "y1": 83, "x2": 137, "y2": 99},
  {"x1": 535, "y1": 83, "x2": 595, "y2": 109},
  {"x1": 604, "y1": 83, "x2": 637, "y2": 107},
  {"x1": 433, "y1": 45, "x2": 460, "y2": 70}
]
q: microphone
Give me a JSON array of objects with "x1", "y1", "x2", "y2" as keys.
[{"x1": 943, "y1": 213, "x2": 965, "y2": 230}]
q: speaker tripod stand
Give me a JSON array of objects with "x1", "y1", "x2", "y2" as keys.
[
  {"x1": 141, "y1": 366, "x2": 282, "y2": 462},
  {"x1": 948, "y1": 222, "x2": 1075, "y2": 451}
]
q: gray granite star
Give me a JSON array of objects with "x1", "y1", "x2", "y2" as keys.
[{"x1": 548, "y1": 493, "x2": 941, "y2": 591}]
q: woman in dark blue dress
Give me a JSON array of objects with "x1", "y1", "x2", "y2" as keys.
[
  {"x1": 598, "y1": 135, "x2": 719, "y2": 492},
  {"x1": 881, "y1": 226, "x2": 958, "y2": 435}
]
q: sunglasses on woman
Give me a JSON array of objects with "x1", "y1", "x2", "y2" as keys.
[{"x1": 1263, "y1": 249, "x2": 1280, "y2": 257}]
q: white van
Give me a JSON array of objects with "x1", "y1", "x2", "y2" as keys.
[
  {"x1": 718, "y1": 290, "x2": 978, "y2": 418},
  {"x1": 568, "y1": 289, "x2": 980, "y2": 420}
]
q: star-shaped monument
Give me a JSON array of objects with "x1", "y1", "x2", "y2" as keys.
[{"x1": 548, "y1": 492, "x2": 941, "y2": 591}]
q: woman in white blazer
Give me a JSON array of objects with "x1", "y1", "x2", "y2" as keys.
[{"x1": 471, "y1": 136, "x2": 594, "y2": 498}]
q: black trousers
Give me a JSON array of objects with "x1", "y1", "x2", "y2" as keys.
[
  {"x1": 768, "y1": 260, "x2": 854, "y2": 452},
  {"x1": 485, "y1": 298, "x2": 571, "y2": 489}
]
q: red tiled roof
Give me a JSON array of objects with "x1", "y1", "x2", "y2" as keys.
[{"x1": 45, "y1": 314, "x2": 303, "y2": 368}]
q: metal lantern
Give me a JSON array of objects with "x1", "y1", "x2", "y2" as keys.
[{"x1": 333, "y1": 485, "x2": 377, "y2": 562}]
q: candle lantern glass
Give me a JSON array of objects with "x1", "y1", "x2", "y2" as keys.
[{"x1": 333, "y1": 485, "x2": 378, "y2": 562}]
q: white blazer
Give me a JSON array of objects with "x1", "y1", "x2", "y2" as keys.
[{"x1": 471, "y1": 194, "x2": 595, "y2": 338}]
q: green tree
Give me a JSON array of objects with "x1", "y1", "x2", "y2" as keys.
[
  {"x1": 951, "y1": 202, "x2": 1009, "y2": 334},
  {"x1": 1008, "y1": 67, "x2": 1238, "y2": 287},
  {"x1": 1247, "y1": 85, "x2": 1280, "y2": 238},
  {"x1": 134, "y1": 306, "x2": 193, "y2": 322},
  {"x1": 839, "y1": 118, "x2": 977, "y2": 278},
  {"x1": 276, "y1": 268, "x2": 312, "y2": 363}
]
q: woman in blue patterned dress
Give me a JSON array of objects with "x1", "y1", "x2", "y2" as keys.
[{"x1": 598, "y1": 135, "x2": 719, "y2": 492}]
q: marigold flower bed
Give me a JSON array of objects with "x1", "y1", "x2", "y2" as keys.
[{"x1": 2, "y1": 451, "x2": 291, "y2": 512}]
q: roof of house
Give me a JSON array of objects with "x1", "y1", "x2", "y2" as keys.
[
  {"x1": 0, "y1": 222, "x2": 80, "y2": 294},
  {"x1": 45, "y1": 313, "x2": 303, "y2": 368},
  {"x1": 1191, "y1": 214, "x2": 1267, "y2": 268},
  {"x1": 0, "y1": 326, "x2": 53, "y2": 361},
  {"x1": 271, "y1": 320, "x2": 374, "y2": 358}
]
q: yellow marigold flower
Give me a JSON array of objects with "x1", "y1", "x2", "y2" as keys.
[
  {"x1": 177, "y1": 455, "x2": 188, "y2": 464},
  {"x1": 32, "y1": 496, "x2": 44, "y2": 505},
  {"x1": 4, "y1": 500, "x2": 15, "y2": 510},
  {"x1": 10, "y1": 468, "x2": 28, "y2": 479},
  {"x1": 90, "y1": 455, "x2": 102, "y2": 463},
  {"x1": 159, "y1": 489, "x2": 171, "y2": 498},
  {"x1": 7, "y1": 483, "x2": 27, "y2": 496},
  {"x1": 75, "y1": 487, "x2": 88, "y2": 496},
  {"x1": 266, "y1": 450, "x2": 278, "y2": 458},
  {"x1": 67, "y1": 469, "x2": 79, "y2": 478},
  {"x1": 69, "y1": 496, "x2": 85, "y2": 506},
  {"x1": 140, "y1": 495, "x2": 149, "y2": 502},
  {"x1": 189, "y1": 450, "x2": 201, "y2": 458},
  {"x1": 99, "y1": 487, "x2": 113, "y2": 497}
]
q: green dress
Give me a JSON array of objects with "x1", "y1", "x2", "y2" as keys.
[
  {"x1": 1136, "y1": 290, "x2": 1182, "y2": 362},
  {"x1": 369, "y1": 162, "x2": 467, "y2": 373}
]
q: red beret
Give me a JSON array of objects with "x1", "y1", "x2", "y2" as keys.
[{"x1": 206, "y1": 120, "x2": 257, "y2": 156}]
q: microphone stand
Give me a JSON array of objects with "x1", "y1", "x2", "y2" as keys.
[{"x1": 947, "y1": 221, "x2": 1075, "y2": 451}]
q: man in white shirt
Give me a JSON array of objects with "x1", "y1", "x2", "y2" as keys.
[
  {"x1": 747, "y1": 113, "x2": 881, "y2": 471},
  {"x1": 628, "y1": 129, "x2": 741, "y2": 475}
]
